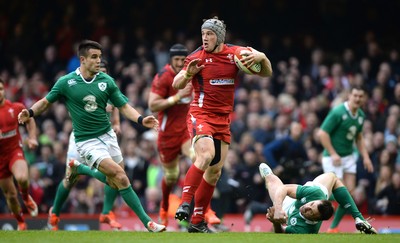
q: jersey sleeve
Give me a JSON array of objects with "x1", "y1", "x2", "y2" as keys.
[
  {"x1": 320, "y1": 107, "x2": 341, "y2": 133},
  {"x1": 151, "y1": 72, "x2": 169, "y2": 98},
  {"x1": 108, "y1": 80, "x2": 128, "y2": 108},
  {"x1": 285, "y1": 225, "x2": 300, "y2": 233},
  {"x1": 45, "y1": 78, "x2": 64, "y2": 103},
  {"x1": 296, "y1": 185, "x2": 325, "y2": 199}
]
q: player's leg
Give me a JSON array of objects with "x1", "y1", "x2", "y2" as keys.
[
  {"x1": 99, "y1": 161, "x2": 124, "y2": 230},
  {"x1": 48, "y1": 133, "x2": 81, "y2": 230},
  {"x1": 259, "y1": 162, "x2": 285, "y2": 200},
  {"x1": 157, "y1": 136, "x2": 187, "y2": 227},
  {"x1": 325, "y1": 155, "x2": 358, "y2": 232},
  {"x1": 11, "y1": 158, "x2": 38, "y2": 217},
  {"x1": 0, "y1": 176, "x2": 27, "y2": 230},
  {"x1": 188, "y1": 139, "x2": 228, "y2": 233},
  {"x1": 159, "y1": 159, "x2": 179, "y2": 226},
  {"x1": 181, "y1": 137, "x2": 221, "y2": 226},
  {"x1": 175, "y1": 135, "x2": 215, "y2": 222},
  {"x1": 74, "y1": 135, "x2": 165, "y2": 232},
  {"x1": 97, "y1": 158, "x2": 164, "y2": 232},
  {"x1": 325, "y1": 172, "x2": 377, "y2": 234},
  {"x1": 321, "y1": 156, "x2": 344, "y2": 232}
]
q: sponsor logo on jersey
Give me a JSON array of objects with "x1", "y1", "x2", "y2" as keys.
[
  {"x1": 197, "y1": 124, "x2": 203, "y2": 132},
  {"x1": 342, "y1": 114, "x2": 348, "y2": 120},
  {"x1": 301, "y1": 197, "x2": 306, "y2": 203},
  {"x1": 98, "y1": 82, "x2": 107, "y2": 91},
  {"x1": 209, "y1": 79, "x2": 234, "y2": 85},
  {"x1": 67, "y1": 79, "x2": 77, "y2": 86},
  {"x1": 358, "y1": 117, "x2": 363, "y2": 124},
  {"x1": 290, "y1": 218, "x2": 297, "y2": 225},
  {"x1": 205, "y1": 58, "x2": 213, "y2": 63},
  {"x1": 0, "y1": 129, "x2": 17, "y2": 139}
]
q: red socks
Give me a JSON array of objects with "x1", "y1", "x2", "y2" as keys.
[
  {"x1": 192, "y1": 179, "x2": 215, "y2": 224},
  {"x1": 181, "y1": 165, "x2": 204, "y2": 203}
]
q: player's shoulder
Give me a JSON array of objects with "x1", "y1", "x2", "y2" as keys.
[
  {"x1": 56, "y1": 71, "x2": 78, "y2": 85},
  {"x1": 155, "y1": 64, "x2": 173, "y2": 79},
  {"x1": 225, "y1": 43, "x2": 241, "y2": 51},
  {"x1": 330, "y1": 103, "x2": 346, "y2": 114},
  {"x1": 187, "y1": 46, "x2": 204, "y2": 59},
  {"x1": 97, "y1": 72, "x2": 117, "y2": 85},
  {"x1": 5, "y1": 100, "x2": 26, "y2": 110}
]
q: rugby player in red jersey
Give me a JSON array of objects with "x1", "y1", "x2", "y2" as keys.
[
  {"x1": 149, "y1": 44, "x2": 222, "y2": 229},
  {"x1": 0, "y1": 78, "x2": 38, "y2": 230},
  {"x1": 172, "y1": 16, "x2": 273, "y2": 233}
]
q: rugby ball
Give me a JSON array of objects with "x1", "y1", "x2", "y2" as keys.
[{"x1": 234, "y1": 47, "x2": 262, "y2": 75}]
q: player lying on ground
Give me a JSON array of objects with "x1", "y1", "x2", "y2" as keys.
[{"x1": 259, "y1": 163, "x2": 377, "y2": 234}]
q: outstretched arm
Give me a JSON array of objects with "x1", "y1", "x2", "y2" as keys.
[
  {"x1": 18, "y1": 97, "x2": 52, "y2": 124},
  {"x1": 118, "y1": 103, "x2": 159, "y2": 130}
]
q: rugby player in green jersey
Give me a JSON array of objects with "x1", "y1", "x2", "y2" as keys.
[
  {"x1": 18, "y1": 40, "x2": 165, "y2": 232},
  {"x1": 44, "y1": 59, "x2": 123, "y2": 230},
  {"x1": 259, "y1": 163, "x2": 377, "y2": 234},
  {"x1": 318, "y1": 85, "x2": 374, "y2": 232}
]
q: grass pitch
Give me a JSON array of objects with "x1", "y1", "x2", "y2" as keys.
[{"x1": 1, "y1": 231, "x2": 399, "y2": 243}]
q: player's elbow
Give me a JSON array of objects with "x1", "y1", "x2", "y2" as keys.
[{"x1": 148, "y1": 103, "x2": 160, "y2": 113}]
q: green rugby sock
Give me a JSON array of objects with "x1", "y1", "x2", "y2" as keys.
[
  {"x1": 330, "y1": 205, "x2": 346, "y2": 228},
  {"x1": 52, "y1": 182, "x2": 71, "y2": 216},
  {"x1": 102, "y1": 185, "x2": 119, "y2": 214},
  {"x1": 77, "y1": 165, "x2": 107, "y2": 184},
  {"x1": 332, "y1": 186, "x2": 364, "y2": 220},
  {"x1": 119, "y1": 186, "x2": 151, "y2": 225}
]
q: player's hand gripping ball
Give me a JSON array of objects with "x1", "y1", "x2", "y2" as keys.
[{"x1": 234, "y1": 47, "x2": 262, "y2": 75}]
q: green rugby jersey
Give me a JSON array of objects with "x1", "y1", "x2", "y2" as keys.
[
  {"x1": 321, "y1": 102, "x2": 365, "y2": 157},
  {"x1": 46, "y1": 69, "x2": 128, "y2": 142},
  {"x1": 285, "y1": 186, "x2": 327, "y2": 234}
]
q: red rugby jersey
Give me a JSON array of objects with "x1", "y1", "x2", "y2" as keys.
[
  {"x1": 0, "y1": 100, "x2": 25, "y2": 151},
  {"x1": 151, "y1": 64, "x2": 191, "y2": 136},
  {"x1": 185, "y1": 44, "x2": 241, "y2": 114}
]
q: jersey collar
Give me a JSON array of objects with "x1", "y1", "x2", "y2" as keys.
[
  {"x1": 344, "y1": 101, "x2": 358, "y2": 119},
  {"x1": 75, "y1": 68, "x2": 99, "y2": 83},
  {"x1": 299, "y1": 212, "x2": 319, "y2": 225}
]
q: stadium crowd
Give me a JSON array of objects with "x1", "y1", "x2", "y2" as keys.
[{"x1": 1, "y1": 0, "x2": 400, "y2": 226}]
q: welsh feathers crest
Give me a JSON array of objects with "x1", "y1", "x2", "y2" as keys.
[{"x1": 98, "y1": 82, "x2": 107, "y2": 91}]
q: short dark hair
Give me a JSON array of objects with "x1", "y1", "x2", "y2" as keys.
[
  {"x1": 0, "y1": 78, "x2": 4, "y2": 84},
  {"x1": 317, "y1": 200, "x2": 334, "y2": 220},
  {"x1": 350, "y1": 84, "x2": 368, "y2": 93},
  {"x1": 78, "y1": 40, "x2": 102, "y2": 57}
]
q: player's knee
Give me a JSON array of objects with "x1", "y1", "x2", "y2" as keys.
[
  {"x1": 63, "y1": 178, "x2": 76, "y2": 189},
  {"x1": 205, "y1": 168, "x2": 221, "y2": 185},
  {"x1": 164, "y1": 165, "x2": 179, "y2": 185},
  {"x1": 113, "y1": 170, "x2": 130, "y2": 187},
  {"x1": 4, "y1": 189, "x2": 18, "y2": 200},
  {"x1": 14, "y1": 175, "x2": 28, "y2": 186}
]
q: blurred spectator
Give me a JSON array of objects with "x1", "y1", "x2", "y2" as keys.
[
  {"x1": 262, "y1": 122, "x2": 308, "y2": 184},
  {"x1": 374, "y1": 172, "x2": 400, "y2": 215}
]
